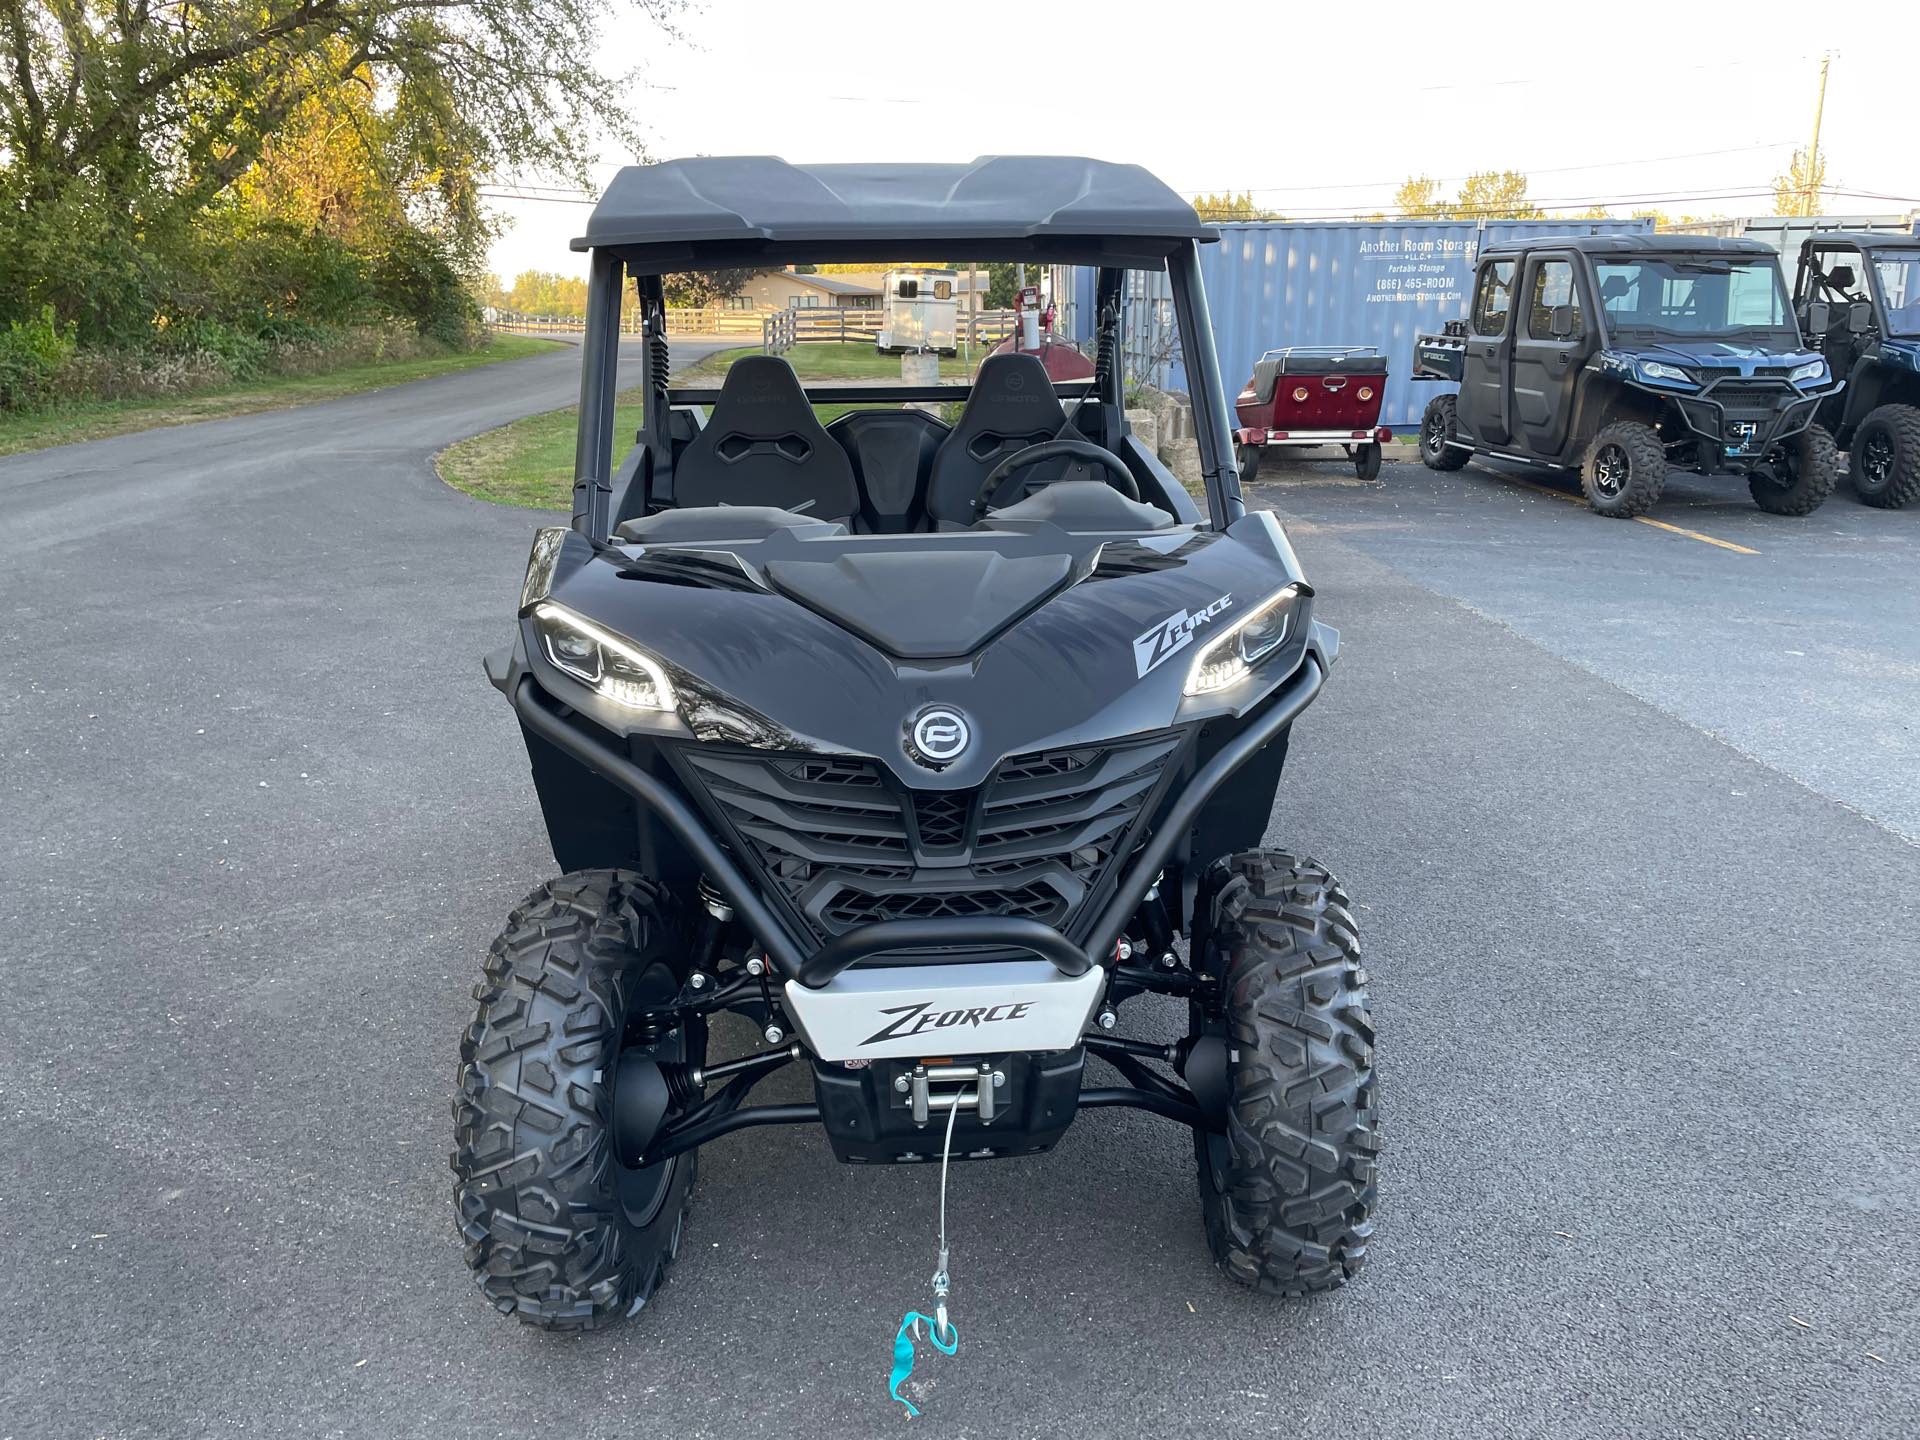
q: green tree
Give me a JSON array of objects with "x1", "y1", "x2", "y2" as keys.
[
  {"x1": 0, "y1": 0, "x2": 686, "y2": 345},
  {"x1": 1394, "y1": 175, "x2": 1448, "y2": 219},
  {"x1": 662, "y1": 270, "x2": 762, "y2": 308},
  {"x1": 1454, "y1": 171, "x2": 1540, "y2": 219},
  {"x1": 1193, "y1": 190, "x2": 1281, "y2": 222},
  {"x1": 1772, "y1": 147, "x2": 1827, "y2": 217},
  {"x1": 1394, "y1": 171, "x2": 1541, "y2": 221}
]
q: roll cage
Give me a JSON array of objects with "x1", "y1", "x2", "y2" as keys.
[{"x1": 562, "y1": 157, "x2": 1245, "y2": 542}]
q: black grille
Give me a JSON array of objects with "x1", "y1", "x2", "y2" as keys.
[
  {"x1": 676, "y1": 731, "x2": 1186, "y2": 943},
  {"x1": 1709, "y1": 379, "x2": 1793, "y2": 420}
]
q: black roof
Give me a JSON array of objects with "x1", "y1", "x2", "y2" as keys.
[
  {"x1": 574, "y1": 156, "x2": 1214, "y2": 272},
  {"x1": 1796, "y1": 230, "x2": 1920, "y2": 250},
  {"x1": 1479, "y1": 234, "x2": 1776, "y2": 258}
]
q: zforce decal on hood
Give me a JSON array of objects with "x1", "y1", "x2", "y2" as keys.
[{"x1": 1133, "y1": 595, "x2": 1233, "y2": 678}]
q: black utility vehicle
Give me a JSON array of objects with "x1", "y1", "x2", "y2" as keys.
[
  {"x1": 452, "y1": 157, "x2": 1376, "y2": 1330},
  {"x1": 1790, "y1": 231, "x2": 1920, "y2": 508},
  {"x1": 1414, "y1": 235, "x2": 1843, "y2": 518}
]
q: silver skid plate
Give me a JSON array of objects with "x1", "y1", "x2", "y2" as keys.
[{"x1": 783, "y1": 960, "x2": 1104, "y2": 1061}]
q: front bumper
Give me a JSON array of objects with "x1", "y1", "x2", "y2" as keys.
[
  {"x1": 1640, "y1": 374, "x2": 1835, "y2": 463},
  {"x1": 508, "y1": 651, "x2": 1327, "y2": 1005}
]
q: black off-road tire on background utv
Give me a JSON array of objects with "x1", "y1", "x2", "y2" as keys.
[
  {"x1": 1354, "y1": 442, "x2": 1383, "y2": 481},
  {"x1": 1419, "y1": 395, "x2": 1469, "y2": 471},
  {"x1": 1194, "y1": 851, "x2": 1378, "y2": 1296},
  {"x1": 1849, "y1": 404, "x2": 1920, "y2": 509},
  {"x1": 1580, "y1": 420, "x2": 1667, "y2": 518},
  {"x1": 1235, "y1": 441, "x2": 1264, "y2": 485},
  {"x1": 1749, "y1": 422, "x2": 1838, "y2": 516},
  {"x1": 452, "y1": 870, "x2": 699, "y2": 1331}
]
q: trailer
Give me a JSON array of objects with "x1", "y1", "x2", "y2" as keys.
[{"x1": 877, "y1": 268, "x2": 959, "y2": 355}]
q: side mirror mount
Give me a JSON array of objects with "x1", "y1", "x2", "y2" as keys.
[
  {"x1": 1849, "y1": 300, "x2": 1874, "y2": 335},
  {"x1": 1803, "y1": 300, "x2": 1831, "y2": 335},
  {"x1": 1549, "y1": 304, "x2": 1577, "y2": 340}
]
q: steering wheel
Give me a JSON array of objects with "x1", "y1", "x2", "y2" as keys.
[{"x1": 971, "y1": 438, "x2": 1140, "y2": 518}]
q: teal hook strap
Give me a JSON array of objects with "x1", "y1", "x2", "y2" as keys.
[{"x1": 888, "y1": 1311, "x2": 959, "y2": 1418}]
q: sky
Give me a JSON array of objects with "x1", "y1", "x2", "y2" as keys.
[{"x1": 480, "y1": 0, "x2": 1919, "y2": 283}]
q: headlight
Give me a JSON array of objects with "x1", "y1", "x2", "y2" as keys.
[
  {"x1": 1788, "y1": 359, "x2": 1827, "y2": 385},
  {"x1": 530, "y1": 602, "x2": 676, "y2": 712},
  {"x1": 1184, "y1": 585, "x2": 1302, "y2": 696},
  {"x1": 1637, "y1": 360, "x2": 1694, "y2": 385}
]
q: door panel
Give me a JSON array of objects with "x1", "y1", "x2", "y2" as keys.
[
  {"x1": 1460, "y1": 259, "x2": 1515, "y2": 445},
  {"x1": 1509, "y1": 255, "x2": 1590, "y2": 460}
]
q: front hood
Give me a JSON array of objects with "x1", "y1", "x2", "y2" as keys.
[
  {"x1": 1879, "y1": 338, "x2": 1920, "y2": 373},
  {"x1": 521, "y1": 516, "x2": 1315, "y2": 790},
  {"x1": 1612, "y1": 339, "x2": 1821, "y2": 373}
]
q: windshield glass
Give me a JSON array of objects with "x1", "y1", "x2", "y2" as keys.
[
  {"x1": 1874, "y1": 254, "x2": 1920, "y2": 337},
  {"x1": 1593, "y1": 257, "x2": 1791, "y2": 339}
]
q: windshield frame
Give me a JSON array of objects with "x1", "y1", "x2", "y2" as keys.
[
  {"x1": 1589, "y1": 252, "x2": 1797, "y2": 346},
  {"x1": 1867, "y1": 247, "x2": 1920, "y2": 339}
]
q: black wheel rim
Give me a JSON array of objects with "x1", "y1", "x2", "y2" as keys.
[
  {"x1": 1423, "y1": 412, "x2": 1444, "y2": 455},
  {"x1": 1756, "y1": 443, "x2": 1798, "y2": 491},
  {"x1": 1861, "y1": 431, "x2": 1893, "y2": 486},
  {"x1": 611, "y1": 1016, "x2": 701, "y2": 1227},
  {"x1": 1593, "y1": 443, "x2": 1629, "y2": 498},
  {"x1": 617, "y1": 1152, "x2": 677, "y2": 1227}
]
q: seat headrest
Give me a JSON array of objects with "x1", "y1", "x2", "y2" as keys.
[
  {"x1": 959, "y1": 353, "x2": 1067, "y2": 432},
  {"x1": 708, "y1": 355, "x2": 819, "y2": 441}
]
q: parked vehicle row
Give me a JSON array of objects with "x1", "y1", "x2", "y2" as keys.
[
  {"x1": 1409, "y1": 236, "x2": 1842, "y2": 517},
  {"x1": 1792, "y1": 232, "x2": 1920, "y2": 508},
  {"x1": 1384, "y1": 231, "x2": 1920, "y2": 518}
]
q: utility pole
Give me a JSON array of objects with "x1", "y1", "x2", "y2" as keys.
[{"x1": 1805, "y1": 52, "x2": 1831, "y2": 217}]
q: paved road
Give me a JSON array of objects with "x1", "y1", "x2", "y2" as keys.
[{"x1": 2, "y1": 365, "x2": 1915, "y2": 1439}]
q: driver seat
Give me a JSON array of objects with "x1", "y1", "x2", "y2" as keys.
[
  {"x1": 925, "y1": 353, "x2": 1068, "y2": 526},
  {"x1": 672, "y1": 355, "x2": 859, "y2": 521}
]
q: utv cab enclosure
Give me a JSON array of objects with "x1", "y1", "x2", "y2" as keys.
[
  {"x1": 453, "y1": 157, "x2": 1376, "y2": 1333},
  {"x1": 1792, "y1": 232, "x2": 1920, "y2": 508},
  {"x1": 1414, "y1": 234, "x2": 1842, "y2": 518}
]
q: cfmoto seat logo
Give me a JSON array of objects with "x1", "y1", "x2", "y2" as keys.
[{"x1": 908, "y1": 706, "x2": 971, "y2": 766}]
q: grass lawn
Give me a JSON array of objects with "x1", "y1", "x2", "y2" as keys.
[
  {"x1": 683, "y1": 341, "x2": 976, "y2": 382},
  {"x1": 438, "y1": 342, "x2": 972, "y2": 510},
  {"x1": 0, "y1": 332, "x2": 563, "y2": 458}
]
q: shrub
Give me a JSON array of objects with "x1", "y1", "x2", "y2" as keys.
[{"x1": 0, "y1": 307, "x2": 78, "y2": 410}]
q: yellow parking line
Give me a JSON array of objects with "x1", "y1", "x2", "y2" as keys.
[
  {"x1": 1629, "y1": 515, "x2": 1759, "y2": 554},
  {"x1": 1486, "y1": 472, "x2": 1758, "y2": 555}
]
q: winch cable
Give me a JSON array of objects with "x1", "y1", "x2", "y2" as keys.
[{"x1": 886, "y1": 1095, "x2": 962, "y2": 1417}]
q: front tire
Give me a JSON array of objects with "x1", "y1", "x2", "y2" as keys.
[
  {"x1": 452, "y1": 870, "x2": 699, "y2": 1331},
  {"x1": 1194, "y1": 851, "x2": 1378, "y2": 1296},
  {"x1": 1580, "y1": 420, "x2": 1667, "y2": 518},
  {"x1": 1420, "y1": 395, "x2": 1469, "y2": 470},
  {"x1": 1749, "y1": 423, "x2": 1838, "y2": 516},
  {"x1": 1849, "y1": 404, "x2": 1920, "y2": 508}
]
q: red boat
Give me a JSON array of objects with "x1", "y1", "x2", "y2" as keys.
[{"x1": 1233, "y1": 346, "x2": 1392, "y2": 480}]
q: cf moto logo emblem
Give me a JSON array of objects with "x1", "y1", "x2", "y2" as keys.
[{"x1": 909, "y1": 706, "x2": 971, "y2": 766}]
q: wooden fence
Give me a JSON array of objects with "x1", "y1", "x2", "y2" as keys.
[
  {"x1": 489, "y1": 305, "x2": 1020, "y2": 350},
  {"x1": 487, "y1": 307, "x2": 765, "y2": 337},
  {"x1": 761, "y1": 307, "x2": 1019, "y2": 354}
]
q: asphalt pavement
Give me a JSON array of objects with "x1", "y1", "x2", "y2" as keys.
[{"x1": 1, "y1": 361, "x2": 1915, "y2": 1439}]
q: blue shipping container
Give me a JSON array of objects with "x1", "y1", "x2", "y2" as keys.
[{"x1": 1071, "y1": 218, "x2": 1654, "y2": 431}]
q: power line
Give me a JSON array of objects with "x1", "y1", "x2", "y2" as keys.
[{"x1": 1176, "y1": 141, "x2": 1802, "y2": 198}]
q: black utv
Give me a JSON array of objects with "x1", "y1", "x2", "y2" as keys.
[
  {"x1": 1414, "y1": 235, "x2": 1843, "y2": 518},
  {"x1": 1791, "y1": 231, "x2": 1920, "y2": 508},
  {"x1": 451, "y1": 157, "x2": 1377, "y2": 1332}
]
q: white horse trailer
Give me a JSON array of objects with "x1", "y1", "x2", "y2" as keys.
[{"x1": 877, "y1": 269, "x2": 959, "y2": 355}]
